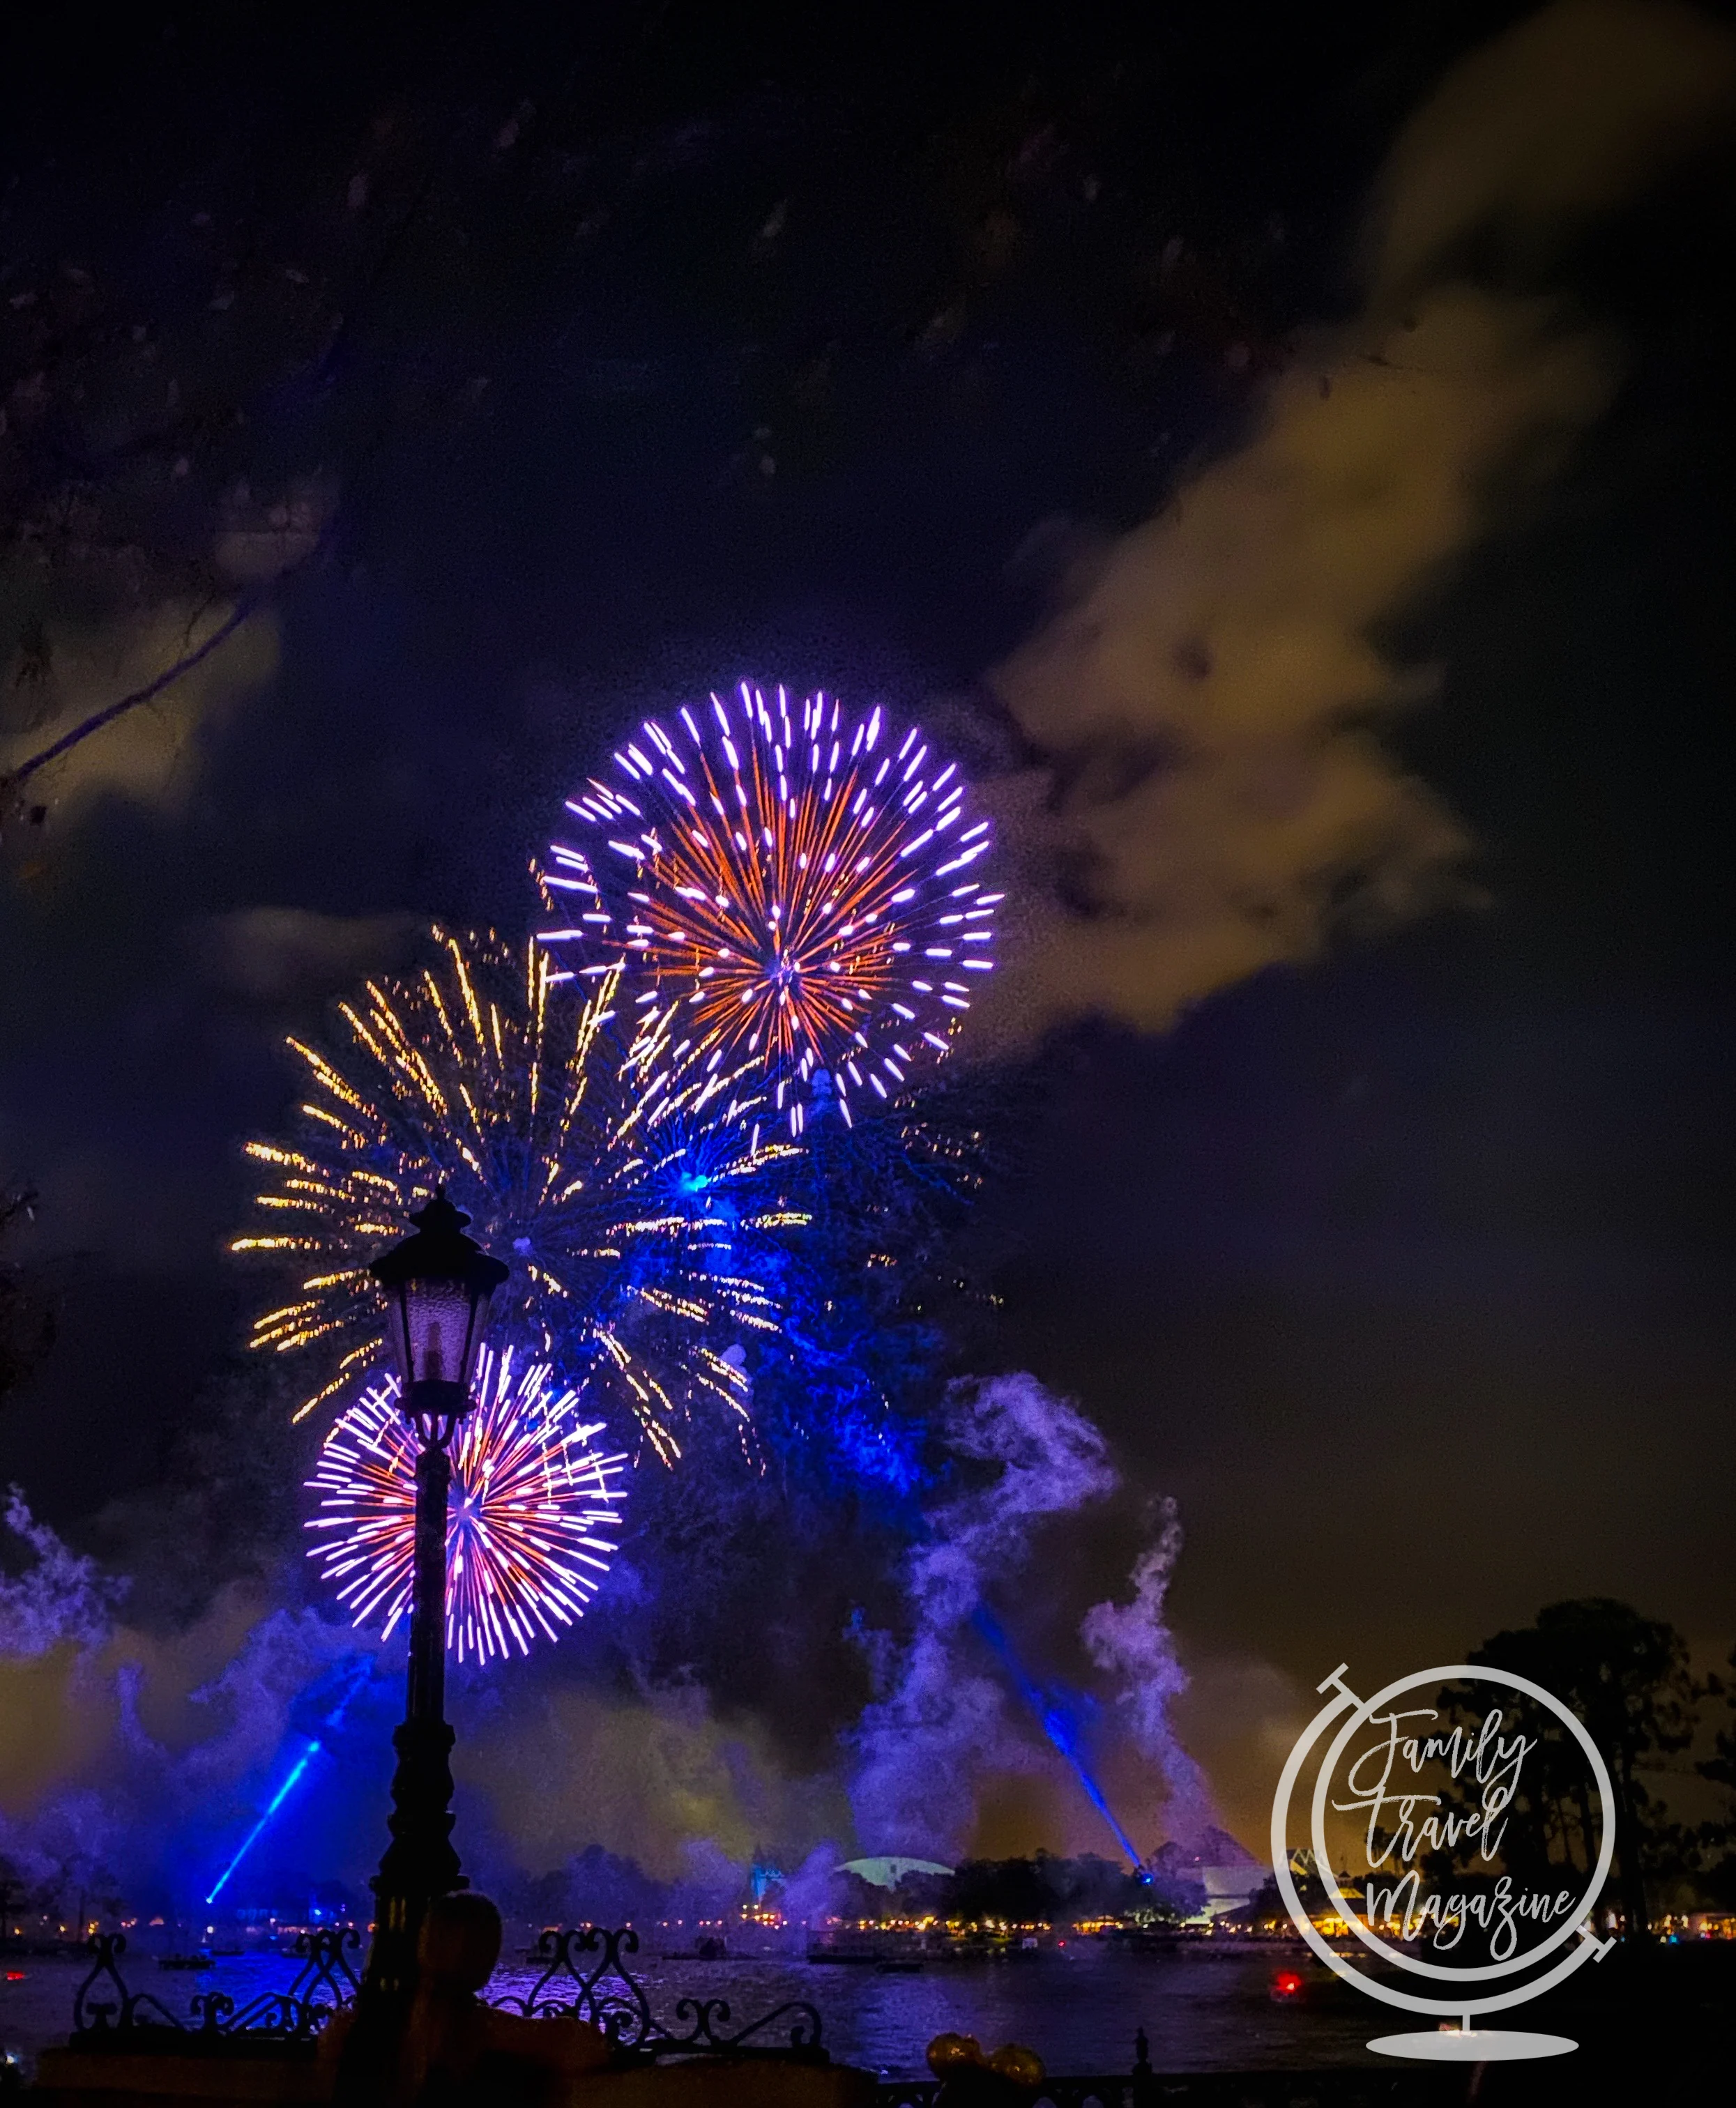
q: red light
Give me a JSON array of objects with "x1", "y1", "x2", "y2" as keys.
[
  {"x1": 1273, "y1": 1972, "x2": 1303, "y2": 1998},
  {"x1": 5, "y1": 1971, "x2": 24, "y2": 1983}
]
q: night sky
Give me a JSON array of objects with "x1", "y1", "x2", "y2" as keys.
[{"x1": 2, "y1": 0, "x2": 1734, "y2": 1865}]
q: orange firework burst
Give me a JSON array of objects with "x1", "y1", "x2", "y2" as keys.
[{"x1": 537, "y1": 682, "x2": 998, "y2": 1136}]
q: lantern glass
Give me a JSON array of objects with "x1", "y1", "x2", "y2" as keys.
[
  {"x1": 369, "y1": 1192, "x2": 508, "y2": 1423},
  {"x1": 411, "y1": 1281, "x2": 480, "y2": 1387}
]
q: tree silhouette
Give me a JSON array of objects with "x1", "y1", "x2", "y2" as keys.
[
  {"x1": 1691, "y1": 1647, "x2": 1736, "y2": 1909},
  {"x1": 1469, "y1": 1598, "x2": 1704, "y2": 1940}
]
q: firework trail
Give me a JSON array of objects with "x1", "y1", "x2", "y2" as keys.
[
  {"x1": 306, "y1": 1348, "x2": 628, "y2": 1664},
  {"x1": 234, "y1": 929, "x2": 801, "y2": 1458},
  {"x1": 537, "y1": 682, "x2": 998, "y2": 1136}
]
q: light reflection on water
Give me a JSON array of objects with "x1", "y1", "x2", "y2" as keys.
[{"x1": 0, "y1": 1945, "x2": 1380, "y2": 2079}]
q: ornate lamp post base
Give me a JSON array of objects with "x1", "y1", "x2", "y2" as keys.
[
  {"x1": 362, "y1": 1434, "x2": 466, "y2": 2001},
  {"x1": 365, "y1": 1715, "x2": 465, "y2": 1999}
]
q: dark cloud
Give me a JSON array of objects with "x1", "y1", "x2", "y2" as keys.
[{"x1": 189, "y1": 907, "x2": 419, "y2": 1002}]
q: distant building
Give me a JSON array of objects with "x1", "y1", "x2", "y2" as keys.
[
  {"x1": 837, "y1": 1856, "x2": 955, "y2": 1889},
  {"x1": 1144, "y1": 1827, "x2": 1266, "y2": 1918}
]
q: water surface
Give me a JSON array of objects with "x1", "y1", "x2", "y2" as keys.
[{"x1": 1, "y1": 1941, "x2": 1380, "y2": 2080}]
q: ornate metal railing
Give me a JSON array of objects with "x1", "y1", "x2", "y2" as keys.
[
  {"x1": 64, "y1": 1932, "x2": 1419, "y2": 2101},
  {"x1": 877, "y1": 2088, "x2": 1134, "y2": 2108},
  {"x1": 71, "y1": 1928, "x2": 361, "y2": 2047},
  {"x1": 65, "y1": 1923, "x2": 822, "y2": 2064},
  {"x1": 492, "y1": 1924, "x2": 828, "y2": 2063}
]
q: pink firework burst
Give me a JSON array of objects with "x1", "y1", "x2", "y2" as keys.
[{"x1": 307, "y1": 1347, "x2": 627, "y2": 1665}]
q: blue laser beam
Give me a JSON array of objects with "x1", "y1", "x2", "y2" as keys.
[
  {"x1": 203, "y1": 1654, "x2": 377, "y2": 1909},
  {"x1": 204, "y1": 1740, "x2": 322, "y2": 1905},
  {"x1": 973, "y1": 1608, "x2": 1145, "y2": 1872}
]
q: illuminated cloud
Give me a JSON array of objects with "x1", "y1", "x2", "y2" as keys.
[
  {"x1": 848, "y1": 1372, "x2": 1118, "y2": 1858},
  {"x1": 984, "y1": 0, "x2": 1736, "y2": 1041},
  {"x1": 0, "y1": 1497, "x2": 376, "y2": 1905},
  {"x1": 1, "y1": 603, "x2": 277, "y2": 824},
  {"x1": 1081, "y1": 1500, "x2": 1215, "y2": 1849}
]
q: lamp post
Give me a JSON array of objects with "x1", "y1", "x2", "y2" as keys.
[{"x1": 359, "y1": 1191, "x2": 508, "y2": 2003}]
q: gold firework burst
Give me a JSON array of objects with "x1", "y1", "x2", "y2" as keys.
[{"x1": 233, "y1": 927, "x2": 802, "y2": 1461}]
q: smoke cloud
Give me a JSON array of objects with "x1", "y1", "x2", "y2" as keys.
[
  {"x1": 1081, "y1": 1499, "x2": 1215, "y2": 1850},
  {"x1": 0, "y1": 1496, "x2": 386, "y2": 1916},
  {"x1": 0, "y1": 1489, "x2": 124, "y2": 1656},
  {"x1": 457, "y1": 1677, "x2": 852, "y2": 1884},
  {"x1": 848, "y1": 1372, "x2": 1117, "y2": 1858},
  {"x1": 985, "y1": 0, "x2": 1736, "y2": 1040},
  {"x1": 1, "y1": 1430, "x2": 1223, "y2": 1912},
  {"x1": 776, "y1": 1840, "x2": 850, "y2": 1931}
]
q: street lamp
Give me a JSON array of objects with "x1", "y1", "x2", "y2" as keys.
[{"x1": 360, "y1": 1191, "x2": 508, "y2": 2004}]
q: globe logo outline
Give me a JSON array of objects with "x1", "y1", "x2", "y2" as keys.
[
  {"x1": 1309, "y1": 1663, "x2": 1615, "y2": 1983},
  {"x1": 1271, "y1": 1661, "x2": 1619, "y2": 2026}
]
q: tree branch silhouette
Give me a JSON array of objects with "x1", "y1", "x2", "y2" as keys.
[{"x1": 0, "y1": 590, "x2": 265, "y2": 802}]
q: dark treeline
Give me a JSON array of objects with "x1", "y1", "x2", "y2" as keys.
[{"x1": 896, "y1": 1852, "x2": 1202, "y2": 1927}]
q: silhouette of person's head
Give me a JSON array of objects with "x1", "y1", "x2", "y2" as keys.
[{"x1": 417, "y1": 1893, "x2": 503, "y2": 1996}]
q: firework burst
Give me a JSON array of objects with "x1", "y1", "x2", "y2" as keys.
[
  {"x1": 234, "y1": 929, "x2": 800, "y2": 1457},
  {"x1": 306, "y1": 1349, "x2": 628, "y2": 1664},
  {"x1": 537, "y1": 682, "x2": 998, "y2": 1134}
]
